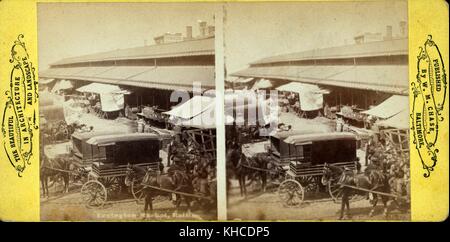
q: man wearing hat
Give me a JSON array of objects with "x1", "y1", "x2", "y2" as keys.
[{"x1": 168, "y1": 134, "x2": 186, "y2": 166}]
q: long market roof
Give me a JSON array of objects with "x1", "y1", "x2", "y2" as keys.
[
  {"x1": 233, "y1": 65, "x2": 408, "y2": 94},
  {"x1": 50, "y1": 37, "x2": 214, "y2": 67},
  {"x1": 250, "y1": 38, "x2": 407, "y2": 65},
  {"x1": 39, "y1": 65, "x2": 215, "y2": 91},
  {"x1": 232, "y1": 38, "x2": 409, "y2": 95}
]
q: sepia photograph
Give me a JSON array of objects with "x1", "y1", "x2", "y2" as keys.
[
  {"x1": 38, "y1": 2, "x2": 218, "y2": 221},
  {"x1": 224, "y1": 1, "x2": 411, "y2": 220}
]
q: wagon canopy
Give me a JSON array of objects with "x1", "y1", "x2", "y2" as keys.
[
  {"x1": 71, "y1": 130, "x2": 129, "y2": 160},
  {"x1": 284, "y1": 132, "x2": 356, "y2": 144},
  {"x1": 86, "y1": 133, "x2": 169, "y2": 146}
]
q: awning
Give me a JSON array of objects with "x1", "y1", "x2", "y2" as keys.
[
  {"x1": 77, "y1": 83, "x2": 122, "y2": 94},
  {"x1": 163, "y1": 95, "x2": 215, "y2": 120},
  {"x1": 362, "y1": 95, "x2": 409, "y2": 119},
  {"x1": 179, "y1": 105, "x2": 234, "y2": 129},
  {"x1": 276, "y1": 82, "x2": 324, "y2": 111},
  {"x1": 100, "y1": 93, "x2": 124, "y2": 112},
  {"x1": 276, "y1": 82, "x2": 329, "y2": 94},
  {"x1": 39, "y1": 78, "x2": 55, "y2": 85},
  {"x1": 51, "y1": 80, "x2": 73, "y2": 92},
  {"x1": 377, "y1": 109, "x2": 409, "y2": 129},
  {"x1": 234, "y1": 77, "x2": 255, "y2": 83},
  {"x1": 251, "y1": 79, "x2": 273, "y2": 90}
]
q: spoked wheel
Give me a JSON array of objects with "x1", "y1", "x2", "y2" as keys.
[
  {"x1": 81, "y1": 180, "x2": 107, "y2": 208},
  {"x1": 328, "y1": 180, "x2": 344, "y2": 203},
  {"x1": 278, "y1": 179, "x2": 304, "y2": 207},
  {"x1": 131, "y1": 178, "x2": 146, "y2": 204},
  {"x1": 297, "y1": 176, "x2": 321, "y2": 195},
  {"x1": 99, "y1": 176, "x2": 123, "y2": 199},
  {"x1": 70, "y1": 167, "x2": 89, "y2": 187},
  {"x1": 327, "y1": 180, "x2": 359, "y2": 203}
]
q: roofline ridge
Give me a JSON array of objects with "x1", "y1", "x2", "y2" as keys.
[{"x1": 251, "y1": 37, "x2": 408, "y2": 65}]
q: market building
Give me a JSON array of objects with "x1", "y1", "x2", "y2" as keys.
[
  {"x1": 231, "y1": 25, "x2": 409, "y2": 132},
  {"x1": 39, "y1": 22, "x2": 215, "y2": 124}
]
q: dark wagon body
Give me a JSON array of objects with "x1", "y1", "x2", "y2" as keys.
[
  {"x1": 248, "y1": 131, "x2": 359, "y2": 206},
  {"x1": 81, "y1": 133, "x2": 169, "y2": 208},
  {"x1": 71, "y1": 131, "x2": 128, "y2": 165},
  {"x1": 270, "y1": 132, "x2": 358, "y2": 167}
]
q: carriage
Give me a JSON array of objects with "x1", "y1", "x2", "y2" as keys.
[
  {"x1": 80, "y1": 133, "x2": 166, "y2": 208},
  {"x1": 242, "y1": 131, "x2": 359, "y2": 207}
]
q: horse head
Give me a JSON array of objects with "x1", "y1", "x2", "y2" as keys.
[
  {"x1": 321, "y1": 163, "x2": 342, "y2": 186},
  {"x1": 124, "y1": 163, "x2": 143, "y2": 186}
]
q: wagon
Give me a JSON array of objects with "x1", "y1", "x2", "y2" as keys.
[
  {"x1": 241, "y1": 131, "x2": 359, "y2": 207},
  {"x1": 80, "y1": 133, "x2": 165, "y2": 208},
  {"x1": 271, "y1": 132, "x2": 358, "y2": 206}
]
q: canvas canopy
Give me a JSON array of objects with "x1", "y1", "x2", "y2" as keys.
[
  {"x1": 276, "y1": 82, "x2": 325, "y2": 111},
  {"x1": 234, "y1": 77, "x2": 255, "y2": 83},
  {"x1": 362, "y1": 95, "x2": 408, "y2": 119},
  {"x1": 100, "y1": 93, "x2": 124, "y2": 112},
  {"x1": 39, "y1": 78, "x2": 55, "y2": 85},
  {"x1": 77, "y1": 83, "x2": 122, "y2": 94},
  {"x1": 180, "y1": 105, "x2": 235, "y2": 129},
  {"x1": 164, "y1": 95, "x2": 215, "y2": 120},
  {"x1": 51, "y1": 80, "x2": 73, "y2": 93},
  {"x1": 377, "y1": 109, "x2": 409, "y2": 129},
  {"x1": 251, "y1": 79, "x2": 273, "y2": 90}
]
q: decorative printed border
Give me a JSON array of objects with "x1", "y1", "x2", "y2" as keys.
[
  {"x1": 411, "y1": 35, "x2": 447, "y2": 178},
  {"x1": 1, "y1": 34, "x2": 39, "y2": 177}
]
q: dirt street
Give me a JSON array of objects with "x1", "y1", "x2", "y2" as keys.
[{"x1": 227, "y1": 180, "x2": 410, "y2": 221}]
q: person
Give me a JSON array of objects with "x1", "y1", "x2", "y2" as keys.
[
  {"x1": 124, "y1": 104, "x2": 131, "y2": 118},
  {"x1": 168, "y1": 156, "x2": 185, "y2": 173},
  {"x1": 323, "y1": 103, "x2": 331, "y2": 118},
  {"x1": 389, "y1": 169, "x2": 408, "y2": 210},
  {"x1": 168, "y1": 135, "x2": 187, "y2": 166},
  {"x1": 336, "y1": 116, "x2": 344, "y2": 132}
]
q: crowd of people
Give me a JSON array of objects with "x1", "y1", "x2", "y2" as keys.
[
  {"x1": 365, "y1": 133, "x2": 410, "y2": 206},
  {"x1": 165, "y1": 134, "x2": 217, "y2": 199}
]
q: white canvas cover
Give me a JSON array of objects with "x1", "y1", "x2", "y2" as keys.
[
  {"x1": 362, "y1": 95, "x2": 408, "y2": 119},
  {"x1": 377, "y1": 109, "x2": 409, "y2": 129},
  {"x1": 51, "y1": 80, "x2": 73, "y2": 93},
  {"x1": 276, "y1": 82, "x2": 324, "y2": 111},
  {"x1": 100, "y1": 93, "x2": 124, "y2": 112},
  {"x1": 63, "y1": 99, "x2": 83, "y2": 125},
  {"x1": 251, "y1": 79, "x2": 273, "y2": 90},
  {"x1": 164, "y1": 95, "x2": 215, "y2": 120},
  {"x1": 76, "y1": 83, "x2": 122, "y2": 94}
]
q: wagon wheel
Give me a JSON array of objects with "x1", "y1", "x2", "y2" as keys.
[
  {"x1": 131, "y1": 178, "x2": 146, "y2": 204},
  {"x1": 71, "y1": 167, "x2": 89, "y2": 186},
  {"x1": 297, "y1": 176, "x2": 321, "y2": 197},
  {"x1": 327, "y1": 179, "x2": 358, "y2": 203},
  {"x1": 99, "y1": 176, "x2": 123, "y2": 199},
  {"x1": 278, "y1": 179, "x2": 304, "y2": 207},
  {"x1": 81, "y1": 180, "x2": 107, "y2": 208}
]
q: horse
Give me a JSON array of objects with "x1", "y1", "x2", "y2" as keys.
[
  {"x1": 125, "y1": 164, "x2": 194, "y2": 215},
  {"x1": 321, "y1": 163, "x2": 390, "y2": 220},
  {"x1": 40, "y1": 156, "x2": 71, "y2": 197},
  {"x1": 226, "y1": 143, "x2": 268, "y2": 198}
]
